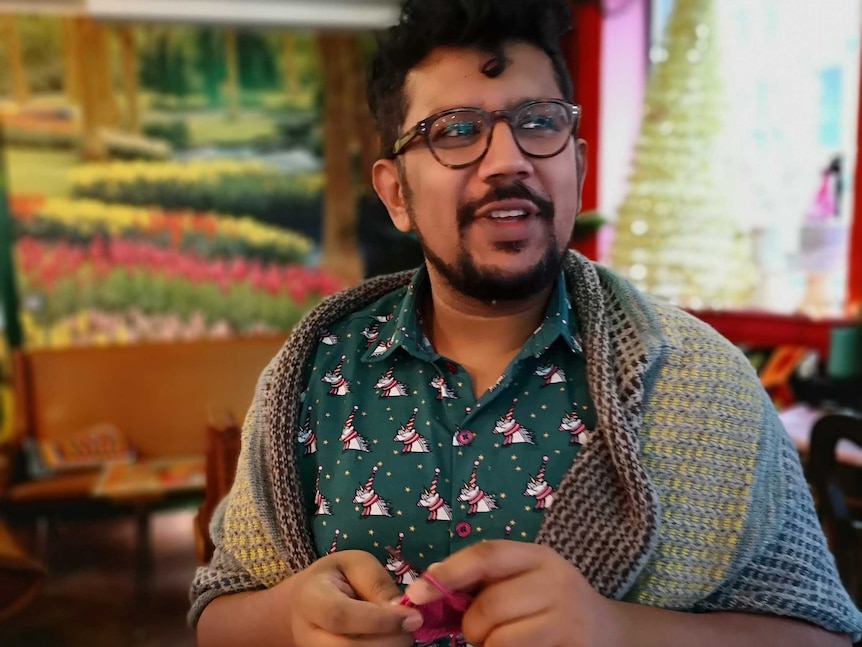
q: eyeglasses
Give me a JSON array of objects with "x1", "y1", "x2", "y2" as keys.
[{"x1": 391, "y1": 99, "x2": 581, "y2": 169}]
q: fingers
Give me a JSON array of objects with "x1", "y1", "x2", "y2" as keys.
[
  {"x1": 337, "y1": 550, "x2": 405, "y2": 604},
  {"x1": 405, "y1": 541, "x2": 541, "y2": 605},
  {"x1": 298, "y1": 551, "x2": 422, "y2": 638},
  {"x1": 297, "y1": 626, "x2": 417, "y2": 647},
  {"x1": 473, "y1": 611, "x2": 557, "y2": 647},
  {"x1": 301, "y1": 579, "x2": 421, "y2": 636},
  {"x1": 461, "y1": 569, "x2": 555, "y2": 645}
]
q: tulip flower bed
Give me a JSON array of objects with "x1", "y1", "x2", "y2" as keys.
[
  {"x1": 12, "y1": 197, "x2": 314, "y2": 265},
  {"x1": 68, "y1": 160, "x2": 324, "y2": 238},
  {"x1": 15, "y1": 236, "x2": 341, "y2": 347},
  {"x1": 0, "y1": 110, "x2": 79, "y2": 149}
]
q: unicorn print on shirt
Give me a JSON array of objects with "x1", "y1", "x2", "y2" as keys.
[
  {"x1": 314, "y1": 465, "x2": 332, "y2": 516},
  {"x1": 327, "y1": 529, "x2": 341, "y2": 554},
  {"x1": 339, "y1": 406, "x2": 370, "y2": 452},
  {"x1": 371, "y1": 338, "x2": 393, "y2": 357},
  {"x1": 523, "y1": 455, "x2": 555, "y2": 510},
  {"x1": 352, "y1": 466, "x2": 392, "y2": 517},
  {"x1": 559, "y1": 404, "x2": 589, "y2": 445},
  {"x1": 417, "y1": 468, "x2": 452, "y2": 522},
  {"x1": 457, "y1": 461, "x2": 498, "y2": 514},
  {"x1": 492, "y1": 399, "x2": 535, "y2": 446},
  {"x1": 319, "y1": 330, "x2": 339, "y2": 346},
  {"x1": 385, "y1": 533, "x2": 419, "y2": 585},
  {"x1": 535, "y1": 363, "x2": 566, "y2": 386},
  {"x1": 375, "y1": 366, "x2": 408, "y2": 397},
  {"x1": 297, "y1": 406, "x2": 316, "y2": 455},
  {"x1": 321, "y1": 355, "x2": 350, "y2": 396},
  {"x1": 360, "y1": 323, "x2": 380, "y2": 348},
  {"x1": 430, "y1": 374, "x2": 457, "y2": 400},
  {"x1": 393, "y1": 408, "x2": 429, "y2": 453}
]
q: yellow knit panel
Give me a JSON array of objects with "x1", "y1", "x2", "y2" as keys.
[
  {"x1": 222, "y1": 455, "x2": 290, "y2": 588},
  {"x1": 630, "y1": 312, "x2": 761, "y2": 607}
]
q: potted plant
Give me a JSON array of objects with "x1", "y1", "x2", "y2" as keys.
[{"x1": 569, "y1": 210, "x2": 606, "y2": 261}]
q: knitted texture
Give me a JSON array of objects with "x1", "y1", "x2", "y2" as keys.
[
  {"x1": 621, "y1": 294, "x2": 764, "y2": 606},
  {"x1": 533, "y1": 256, "x2": 660, "y2": 597},
  {"x1": 692, "y1": 397, "x2": 860, "y2": 630},
  {"x1": 189, "y1": 252, "x2": 862, "y2": 638}
]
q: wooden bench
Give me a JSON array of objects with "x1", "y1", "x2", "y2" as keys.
[{"x1": 0, "y1": 335, "x2": 284, "y2": 570}]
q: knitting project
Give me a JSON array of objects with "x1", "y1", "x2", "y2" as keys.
[{"x1": 399, "y1": 573, "x2": 473, "y2": 645}]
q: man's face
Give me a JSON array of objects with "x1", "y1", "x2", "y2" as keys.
[{"x1": 373, "y1": 42, "x2": 586, "y2": 303}]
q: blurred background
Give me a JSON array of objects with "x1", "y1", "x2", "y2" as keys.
[{"x1": 0, "y1": 1, "x2": 861, "y2": 645}]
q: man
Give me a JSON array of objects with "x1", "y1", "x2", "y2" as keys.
[{"x1": 191, "y1": 1, "x2": 862, "y2": 646}]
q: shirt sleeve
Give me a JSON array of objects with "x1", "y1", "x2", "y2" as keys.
[{"x1": 693, "y1": 393, "x2": 862, "y2": 641}]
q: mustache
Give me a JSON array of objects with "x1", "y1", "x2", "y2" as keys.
[{"x1": 456, "y1": 181, "x2": 554, "y2": 231}]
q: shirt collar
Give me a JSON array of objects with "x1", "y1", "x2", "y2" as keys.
[
  {"x1": 361, "y1": 267, "x2": 582, "y2": 364},
  {"x1": 519, "y1": 271, "x2": 583, "y2": 359},
  {"x1": 361, "y1": 267, "x2": 434, "y2": 363}
]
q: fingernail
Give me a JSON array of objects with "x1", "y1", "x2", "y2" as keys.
[
  {"x1": 402, "y1": 613, "x2": 423, "y2": 632},
  {"x1": 403, "y1": 586, "x2": 426, "y2": 606}
]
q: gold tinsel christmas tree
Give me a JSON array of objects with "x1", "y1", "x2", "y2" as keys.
[{"x1": 608, "y1": 0, "x2": 756, "y2": 309}]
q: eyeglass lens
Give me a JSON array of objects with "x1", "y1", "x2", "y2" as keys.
[{"x1": 428, "y1": 101, "x2": 574, "y2": 167}]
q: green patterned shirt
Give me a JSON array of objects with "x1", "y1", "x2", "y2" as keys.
[{"x1": 297, "y1": 266, "x2": 596, "y2": 582}]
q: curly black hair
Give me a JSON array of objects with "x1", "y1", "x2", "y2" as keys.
[{"x1": 367, "y1": 0, "x2": 574, "y2": 158}]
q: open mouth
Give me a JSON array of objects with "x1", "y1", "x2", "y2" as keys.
[{"x1": 486, "y1": 209, "x2": 529, "y2": 221}]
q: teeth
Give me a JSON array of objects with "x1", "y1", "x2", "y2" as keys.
[{"x1": 488, "y1": 210, "x2": 527, "y2": 219}]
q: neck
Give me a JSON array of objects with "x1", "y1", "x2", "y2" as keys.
[{"x1": 422, "y1": 264, "x2": 552, "y2": 394}]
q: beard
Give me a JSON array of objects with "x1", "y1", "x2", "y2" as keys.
[{"x1": 405, "y1": 180, "x2": 565, "y2": 303}]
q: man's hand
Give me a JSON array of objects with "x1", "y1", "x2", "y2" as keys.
[
  {"x1": 403, "y1": 541, "x2": 616, "y2": 647},
  {"x1": 287, "y1": 550, "x2": 423, "y2": 647}
]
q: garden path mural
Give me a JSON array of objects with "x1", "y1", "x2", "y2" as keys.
[{"x1": 1, "y1": 15, "x2": 421, "y2": 349}]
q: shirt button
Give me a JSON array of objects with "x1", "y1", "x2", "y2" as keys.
[
  {"x1": 455, "y1": 521, "x2": 471, "y2": 538},
  {"x1": 457, "y1": 429, "x2": 475, "y2": 446}
]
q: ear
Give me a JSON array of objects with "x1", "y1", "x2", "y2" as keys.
[
  {"x1": 575, "y1": 138, "x2": 587, "y2": 212},
  {"x1": 372, "y1": 159, "x2": 412, "y2": 233}
]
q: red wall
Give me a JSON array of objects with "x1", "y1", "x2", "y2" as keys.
[{"x1": 563, "y1": 3, "x2": 603, "y2": 214}]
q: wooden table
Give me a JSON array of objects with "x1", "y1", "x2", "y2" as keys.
[
  {"x1": 92, "y1": 456, "x2": 205, "y2": 595},
  {"x1": 93, "y1": 456, "x2": 205, "y2": 500}
]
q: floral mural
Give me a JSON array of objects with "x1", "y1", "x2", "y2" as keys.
[{"x1": 0, "y1": 16, "x2": 361, "y2": 349}]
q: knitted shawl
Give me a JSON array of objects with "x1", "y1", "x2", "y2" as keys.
[{"x1": 190, "y1": 252, "x2": 862, "y2": 638}]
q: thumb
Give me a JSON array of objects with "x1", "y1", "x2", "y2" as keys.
[{"x1": 338, "y1": 550, "x2": 405, "y2": 604}]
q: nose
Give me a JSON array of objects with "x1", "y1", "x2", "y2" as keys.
[{"x1": 476, "y1": 121, "x2": 533, "y2": 182}]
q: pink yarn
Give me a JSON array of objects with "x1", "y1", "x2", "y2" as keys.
[{"x1": 399, "y1": 573, "x2": 473, "y2": 645}]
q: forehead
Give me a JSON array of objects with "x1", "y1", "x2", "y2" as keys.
[{"x1": 402, "y1": 42, "x2": 563, "y2": 124}]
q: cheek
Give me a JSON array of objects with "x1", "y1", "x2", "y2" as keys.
[
  {"x1": 546, "y1": 169, "x2": 580, "y2": 239},
  {"x1": 406, "y1": 169, "x2": 466, "y2": 227}
]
